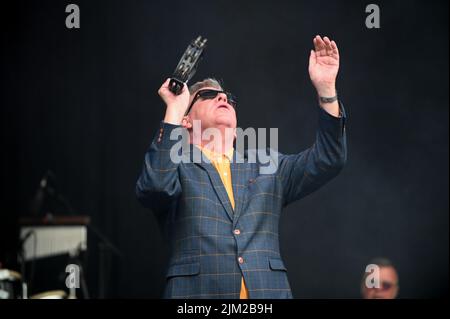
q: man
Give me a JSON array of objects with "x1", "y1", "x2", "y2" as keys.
[
  {"x1": 361, "y1": 258, "x2": 399, "y2": 299},
  {"x1": 136, "y1": 35, "x2": 347, "y2": 298}
]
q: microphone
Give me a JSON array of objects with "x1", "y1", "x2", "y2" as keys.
[{"x1": 30, "y1": 170, "x2": 55, "y2": 215}]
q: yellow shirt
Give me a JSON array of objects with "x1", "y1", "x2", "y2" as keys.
[{"x1": 198, "y1": 146, "x2": 249, "y2": 299}]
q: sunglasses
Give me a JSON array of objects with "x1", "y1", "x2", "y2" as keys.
[
  {"x1": 186, "y1": 89, "x2": 237, "y2": 115},
  {"x1": 369, "y1": 281, "x2": 397, "y2": 291}
]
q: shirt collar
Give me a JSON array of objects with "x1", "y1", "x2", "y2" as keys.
[{"x1": 195, "y1": 145, "x2": 234, "y2": 162}]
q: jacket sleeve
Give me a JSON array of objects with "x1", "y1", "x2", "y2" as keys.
[
  {"x1": 278, "y1": 102, "x2": 348, "y2": 206},
  {"x1": 135, "y1": 121, "x2": 184, "y2": 212}
]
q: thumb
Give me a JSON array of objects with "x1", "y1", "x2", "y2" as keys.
[{"x1": 309, "y1": 50, "x2": 316, "y2": 66}]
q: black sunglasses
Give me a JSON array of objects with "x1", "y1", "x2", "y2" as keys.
[
  {"x1": 369, "y1": 281, "x2": 397, "y2": 290},
  {"x1": 186, "y1": 89, "x2": 237, "y2": 115}
]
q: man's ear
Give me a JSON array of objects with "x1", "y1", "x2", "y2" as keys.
[{"x1": 182, "y1": 115, "x2": 192, "y2": 129}]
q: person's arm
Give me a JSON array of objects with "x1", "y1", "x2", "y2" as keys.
[
  {"x1": 135, "y1": 79, "x2": 190, "y2": 212},
  {"x1": 278, "y1": 35, "x2": 347, "y2": 205}
]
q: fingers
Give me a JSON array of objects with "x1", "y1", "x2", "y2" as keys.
[
  {"x1": 159, "y1": 78, "x2": 170, "y2": 91},
  {"x1": 313, "y1": 35, "x2": 339, "y2": 59},
  {"x1": 323, "y1": 36, "x2": 333, "y2": 56},
  {"x1": 163, "y1": 78, "x2": 188, "y2": 93},
  {"x1": 313, "y1": 35, "x2": 326, "y2": 57},
  {"x1": 158, "y1": 78, "x2": 169, "y2": 96},
  {"x1": 159, "y1": 78, "x2": 189, "y2": 96},
  {"x1": 331, "y1": 40, "x2": 339, "y2": 58},
  {"x1": 182, "y1": 82, "x2": 188, "y2": 93}
]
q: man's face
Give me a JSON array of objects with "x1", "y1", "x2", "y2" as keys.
[
  {"x1": 186, "y1": 86, "x2": 237, "y2": 131},
  {"x1": 362, "y1": 266, "x2": 399, "y2": 299}
]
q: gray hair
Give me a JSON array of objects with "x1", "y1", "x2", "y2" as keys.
[
  {"x1": 188, "y1": 78, "x2": 223, "y2": 95},
  {"x1": 367, "y1": 257, "x2": 396, "y2": 269}
]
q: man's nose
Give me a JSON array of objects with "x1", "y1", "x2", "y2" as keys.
[{"x1": 217, "y1": 92, "x2": 228, "y2": 103}]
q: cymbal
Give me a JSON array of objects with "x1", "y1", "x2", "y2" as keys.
[
  {"x1": 0, "y1": 269, "x2": 22, "y2": 281},
  {"x1": 30, "y1": 290, "x2": 67, "y2": 299}
]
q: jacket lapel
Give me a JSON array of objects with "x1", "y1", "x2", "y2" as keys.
[
  {"x1": 202, "y1": 163, "x2": 235, "y2": 222},
  {"x1": 230, "y1": 149, "x2": 250, "y2": 227},
  {"x1": 185, "y1": 145, "x2": 235, "y2": 222}
]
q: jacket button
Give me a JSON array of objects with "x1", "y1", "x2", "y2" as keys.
[
  {"x1": 233, "y1": 229, "x2": 241, "y2": 235},
  {"x1": 238, "y1": 257, "x2": 244, "y2": 264}
]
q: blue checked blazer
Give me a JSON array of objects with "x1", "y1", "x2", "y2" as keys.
[{"x1": 136, "y1": 104, "x2": 347, "y2": 299}]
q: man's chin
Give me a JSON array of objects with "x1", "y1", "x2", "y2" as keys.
[{"x1": 214, "y1": 118, "x2": 236, "y2": 129}]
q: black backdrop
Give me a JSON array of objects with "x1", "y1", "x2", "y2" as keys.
[{"x1": 1, "y1": 0, "x2": 448, "y2": 298}]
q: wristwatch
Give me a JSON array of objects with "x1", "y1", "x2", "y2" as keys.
[{"x1": 319, "y1": 94, "x2": 338, "y2": 104}]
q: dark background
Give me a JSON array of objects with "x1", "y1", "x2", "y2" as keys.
[{"x1": 1, "y1": 0, "x2": 448, "y2": 298}]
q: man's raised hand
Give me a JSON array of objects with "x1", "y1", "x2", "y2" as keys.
[
  {"x1": 308, "y1": 35, "x2": 340, "y2": 97},
  {"x1": 159, "y1": 78, "x2": 190, "y2": 125}
]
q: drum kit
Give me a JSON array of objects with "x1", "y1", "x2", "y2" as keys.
[
  {"x1": 0, "y1": 214, "x2": 90, "y2": 300},
  {"x1": 0, "y1": 268, "x2": 68, "y2": 299}
]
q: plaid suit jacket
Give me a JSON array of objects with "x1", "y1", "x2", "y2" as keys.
[{"x1": 136, "y1": 104, "x2": 347, "y2": 299}]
